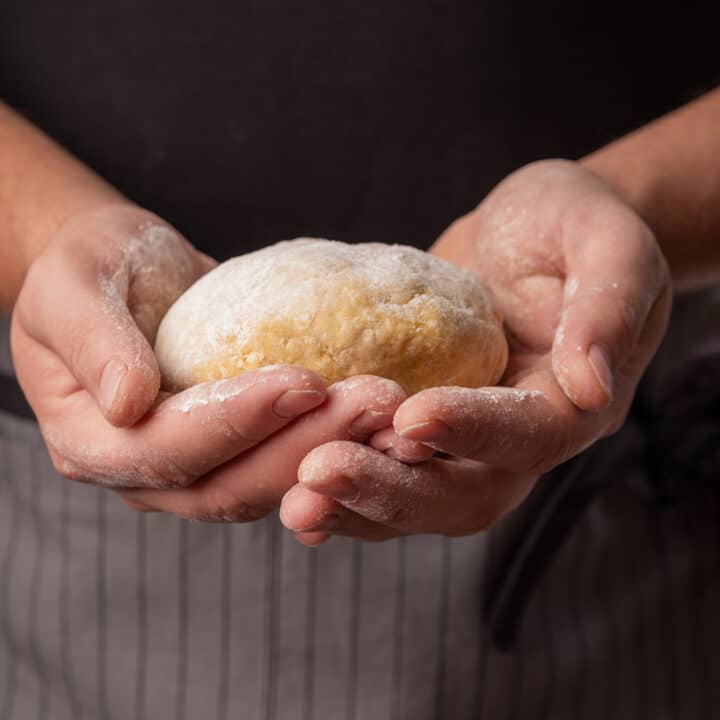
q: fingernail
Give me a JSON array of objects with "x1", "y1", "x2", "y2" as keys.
[
  {"x1": 273, "y1": 389, "x2": 325, "y2": 418},
  {"x1": 99, "y1": 358, "x2": 128, "y2": 414},
  {"x1": 588, "y1": 344, "x2": 614, "y2": 401},
  {"x1": 349, "y1": 409, "x2": 394, "y2": 438},
  {"x1": 296, "y1": 532, "x2": 331, "y2": 547},
  {"x1": 302, "y1": 473, "x2": 360, "y2": 502},
  {"x1": 397, "y1": 419, "x2": 452, "y2": 442},
  {"x1": 297, "y1": 513, "x2": 342, "y2": 532}
]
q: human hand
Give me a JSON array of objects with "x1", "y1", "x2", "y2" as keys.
[
  {"x1": 118, "y1": 375, "x2": 431, "y2": 532},
  {"x1": 279, "y1": 159, "x2": 672, "y2": 542},
  {"x1": 12, "y1": 203, "x2": 430, "y2": 524},
  {"x1": 10, "y1": 204, "x2": 333, "y2": 510}
]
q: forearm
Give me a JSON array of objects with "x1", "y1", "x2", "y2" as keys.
[
  {"x1": 0, "y1": 102, "x2": 128, "y2": 311},
  {"x1": 582, "y1": 87, "x2": 720, "y2": 290}
]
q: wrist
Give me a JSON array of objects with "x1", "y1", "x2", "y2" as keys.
[
  {"x1": 580, "y1": 89, "x2": 720, "y2": 289},
  {"x1": 19, "y1": 195, "x2": 135, "y2": 265},
  {"x1": 579, "y1": 149, "x2": 657, "y2": 238},
  {"x1": 2, "y1": 195, "x2": 134, "y2": 313},
  {"x1": 0, "y1": 101, "x2": 131, "y2": 311}
]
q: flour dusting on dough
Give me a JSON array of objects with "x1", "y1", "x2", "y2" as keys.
[{"x1": 155, "y1": 239, "x2": 508, "y2": 394}]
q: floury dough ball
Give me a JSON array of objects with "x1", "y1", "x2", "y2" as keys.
[{"x1": 154, "y1": 239, "x2": 509, "y2": 395}]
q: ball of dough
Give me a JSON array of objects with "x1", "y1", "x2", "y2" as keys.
[{"x1": 155, "y1": 238, "x2": 508, "y2": 395}]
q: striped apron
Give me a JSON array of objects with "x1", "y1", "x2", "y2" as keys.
[{"x1": 1, "y1": 287, "x2": 719, "y2": 719}]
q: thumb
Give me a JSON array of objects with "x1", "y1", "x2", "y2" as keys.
[
  {"x1": 552, "y1": 227, "x2": 670, "y2": 412},
  {"x1": 18, "y1": 250, "x2": 161, "y2": 427}
]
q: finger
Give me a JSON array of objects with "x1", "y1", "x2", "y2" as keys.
[
  {"x1": 280, "y1": 484, "x2": 402, "y2": 541},
  {"x1": 120, "y1": 496, "x2": 159, "y2": 513},
  {"x1": 18, "y1": 247, "x2": 160, "y2": 426},
  {"x1": 553, "y1": 218, "x2": 670, "y2": 411},
  {"x1": 119, "y1": 376, "x2": 406, "y2": 520},
  {"x1": 368, "y1": 426, "x2": 436, "y2": 463},
  {"x1": 393, "y1": 383, "x2": 591, "y2": 473},
  {"x1": 28, "y1": 346, "x2": 327, "y2": 488},
  {"x1": 294, "y1": 531, "x2": 332, "y2": 547},
  {"x1": 298, "y1": 441, "x2": 536, "y2": 535}
]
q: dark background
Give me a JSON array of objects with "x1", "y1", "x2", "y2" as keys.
[{"x1": 1, "y1": 0, "x2": 718, "y2": 258}]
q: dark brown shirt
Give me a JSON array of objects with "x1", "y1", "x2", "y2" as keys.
[{"x1": 1, "y1": 0, "x2": 717, "y2": 259}]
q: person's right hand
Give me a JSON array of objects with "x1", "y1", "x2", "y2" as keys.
[{"x1": 12, "y1": 204, "x2": 424, "y2": 528}]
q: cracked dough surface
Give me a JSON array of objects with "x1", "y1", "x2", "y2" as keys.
[{"x1": 155, "y1": 239, "x2": 508, "y2": 395}]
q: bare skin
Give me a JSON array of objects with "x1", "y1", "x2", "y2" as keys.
[
  {"x1": 280, "y1": 160, "x2": 672, "y2": 542},
  {"x1": 2, "y1": 102, "x2": 428, "y2": 529},
  {"x1": 1, "y1": 89, "x2": 719, "y2": 544},
  {"x1": 279, "y1": 89, "x2": 720, "y2": 544}
]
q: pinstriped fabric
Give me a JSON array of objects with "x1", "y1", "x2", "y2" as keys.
[
  {"x1": 2, "y1": 425, "x2": 720, "y2": 719},
  {"x1": 480, "y1": 532, "x2": 519, "y2": 718},
  {"x1": 3, "y1": 312, "x2": 720, "y2": 719},
  {"x1": 0, "y1": 426, "x2": 20, "y2": 720},
  {"x1": 58, "y1": 482, "x2": 81, "y2": 719},
  {"x1": 431, "y1": 538, "x2": 451, "y2": 720},
  {"x1": 390, "y1": 538, "x2": 407, "y2": 720},
  {"x1": 262, "y1": 517, "x2": 280, "y2": 720},
  {"x1": 26, "y1": 447, "x2": 49, "y2": 720},
  {"x1": 302, "y1": 548, "x2": 318, "y2": 720},
  {"x1": 217, "y1": 526, "x2": 232, "y2": 720},
  {"x1": 96, "y1": 491, "x2": 109, "y2": 720},
  {"x1": 357, "y1": 538, "x2": 408, "y2": 720},
  {"x1": 134, "y1": 513, "x2": 148, "y2": 720},
  {"x1": 174, "y1": 521, "x2": 189, "y2": 720},
  {"x1": 398, "y1": 535, "x2": 451, "y2": 717},
  {"x1": 472, "y1": 530, "x2": 495, "y2": 718},
  {"x1": 0, "y1": 320, "x2": 13, "y2": 713},
  {"x1": 344, "y1": 542, "x2": 361, "y2": 720},
  {"x1": 437, "y1": 533, "x2": 487, "y2": 720}
]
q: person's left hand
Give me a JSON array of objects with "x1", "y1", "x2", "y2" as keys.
[{"x1": 279, "y1": 159, "x2": 672, "y2": 544}]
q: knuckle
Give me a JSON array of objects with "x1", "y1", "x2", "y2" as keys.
[
  {"x1": 216, "y1": 413, "x2": 262, "y2": 448},
  {"x1": 142, "y1": 455, "x2": 196, "y2": 489},
  {"x1": 66, "y1": 330, "x2": 97, "y2": 381},
  {"x1": 20, "y1": 253, "x2": 50, "y2": 297},
  {"x1": 613, "y1": 295, "x2": 639, "y2": 350},
  {"x1": 15, "y1": 260, "x2": 53, "y2": 331},
  {"x1": 197, "y1": 487, "x2": 270, "y2": 523},
  {"x1": 525, "y1": 429, "x2": 574, "y2": 475},
  {"x1": 223, "y1": 503, "x2": 270, "y2": 523},
  {"x1": 603, "y1": 409, "x2": 629, "y2": 437},
  {"x1": 48, "y1": 450, "x2": 89, "y2": 483},
  {"x1": 382, "y1": 503, "x2": 411, "y2": 525}
]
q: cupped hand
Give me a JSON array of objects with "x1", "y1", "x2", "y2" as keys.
[
  {"x1": 280, "y1": 159, "x2": 672, "y2": 543},
  {"x1": 12, "y1": 203, "x2": 430, "y2": 526},
  {"x1": 119, "y1": 375, "x2": 431, "y2": 537},
  {"x1": 13, "y1": 203, "x2": 216, "y2": 428},
  {"x1": 11, "y1": 205, "x2": 332, "y2": 510}
]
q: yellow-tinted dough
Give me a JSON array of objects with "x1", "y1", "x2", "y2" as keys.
[{"x1": 155, "y1": 239, "x2": 508, "y2": 395}]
